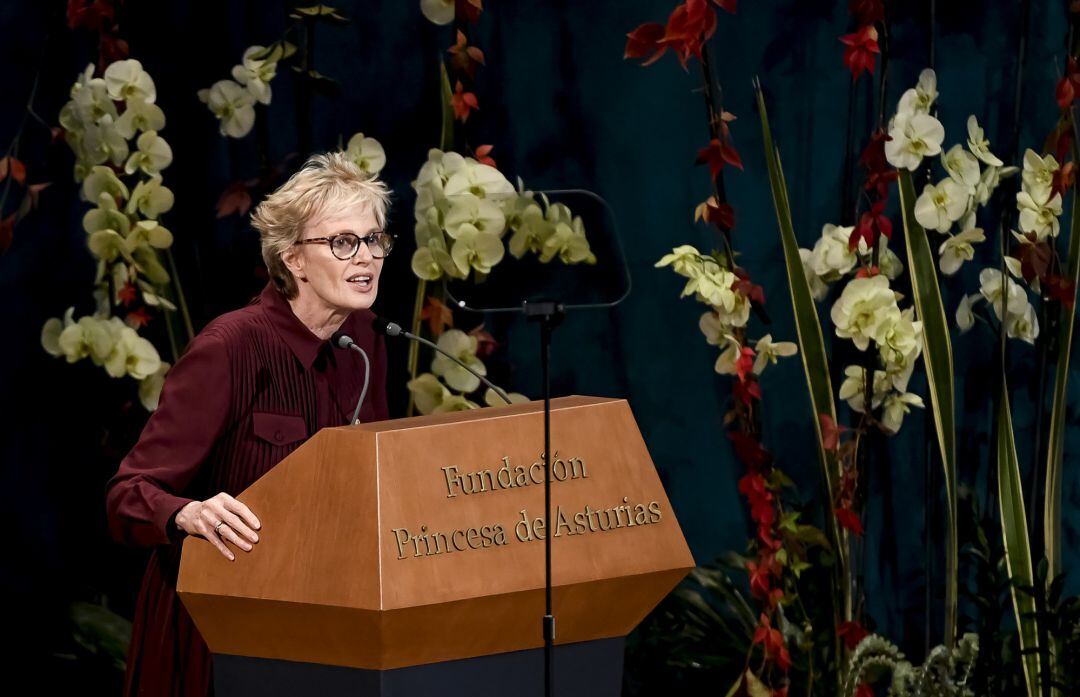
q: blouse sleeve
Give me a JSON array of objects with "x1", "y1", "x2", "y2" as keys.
[{"x1": 105, "y1": 329, "x2": 233, "y2": 547}]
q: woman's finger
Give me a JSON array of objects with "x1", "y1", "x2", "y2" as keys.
[
  {"x1": 217, "y1": 522, "x2": 254, "y2": 552},
  {"x1": 208, "y1": 502, "x2": 258, "y2": 544},
  {"x1": 222, "y1": 494, "x2": 262, "y2": 532},
  {"x1": 196, "y1": 518, "x2": 235, "y2": 561}
]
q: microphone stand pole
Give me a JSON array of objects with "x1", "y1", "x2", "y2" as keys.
[{"x1": 526, "y1": 299, "x2": 564, "y2": 697}]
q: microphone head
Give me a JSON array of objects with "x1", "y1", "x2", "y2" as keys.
[
  {"x1": 332, "y1": 332, "x2": 355, "y2": 349},
  {"x1": 372, "y1": 316, "x2": 404, "y2": 337}
]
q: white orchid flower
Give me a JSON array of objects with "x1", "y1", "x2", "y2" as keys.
[
  {"x1": 885, "y1": 111, "x2": 945, "y2": 171},
  {"x1": 752, "y1": 334, "x2": 798, "y2": 374},
  {"x1": 838, "y1": 365, "x2": 890, "y2": 413},
  {"x1": 539, "y1": 217, "x2": 595, "y2": 265},
  {"x1": 1016, "y1": 191, "x2": 1063, "y2": 240},
  {"x1": 81, "y1": 166, "x2": 129, "y2": 203},
  {"x1": 116, "y1": 98, "x2": 166, "y2": 139},
  {"x1": 938, "y1": 228, "x2": 985, "y2": 275},
  {"x1": 431, "y1": 330, "x2": 487, "y2": 393},
  {"x1": 444, "y1": 192, "x2": 506, "y2": 238},
  {"x1": 450, "y1": 223, "x2": 505, "y2": 276},
  {"x1": 914, "y1": 179, "x2": 969, "y2": 233},
  {"x1": 966, "y1": 116, "x2": 1003, "y2": 167},
  {"x1": 408, "y1": 373, "x2": 451, "y2": 415},
  {"x1": 978, "y1": 268, "x2": 1029, "y2": 322},
  {"x1": 231, "y1": 45, "x2": 278, "y2": 105},
  {"x1": 127, "y1": 175, "x2": 174, "y2": 219},
  {"x1": 831, "y1": 274, "x2": 901, "y2": 351},
  {"x1": 124, "y1": 130, "x2": 173, "y2": 176},
  {"x1": 198, "y1": 79, "x2": 256, "y2": 138},
  {"x1": 799, "y1": 248, "x2": 830, "y2": 301},
  {"x1": 104, "y1": 59, "x2": 157, "y2": 103},
  {"x1": 138, "y1": 362, "x2": 170, "y2": 411},
  {"x1": 897, "y1": 68, "x2": 937, "y2": 116},
  {"x1": 956, "y1": 294, "x2": 979, "y2": 332},
  {"x1": 809, "y1": 223, "x2": 858, "y2": 280},
  {"x1": 1005, "y1": 302, "x2": 1039, "y2": 344},
  {"x1": 878, "y1": 308, "x2": 923, "y2": 392},
  {"x1": 444, "y1": 161, "x2": 515, "y2": 199},
  {"x1": 881, "y1": 391, "x2": 925, "y2": 433},
  {"x1": 345, "y1": 132, "x2": 387, "y2": 174},
  {"x1": 1020, "y1": 149, "x2": 1059, "y2": 204},
  {"x1": 420, "y1": 0, "x2": 455, "y2": 25},
  {"x1": 941, "y1": 145, "x2": 981, "y2": 194}
]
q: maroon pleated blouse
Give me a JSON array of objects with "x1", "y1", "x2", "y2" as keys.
[{"x1": 105, "y1": 281, "x2": 389, "y2": 697}]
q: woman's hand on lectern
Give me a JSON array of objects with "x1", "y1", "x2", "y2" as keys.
[{"x1": 175, "y1": 493, "x2": 261, "y2": 561}]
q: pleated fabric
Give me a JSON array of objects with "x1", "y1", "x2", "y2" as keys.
[{"x1": 105, "y1": 282, "x2": 389, "y2": 697}]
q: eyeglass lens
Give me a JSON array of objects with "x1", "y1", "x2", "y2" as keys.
[{"x1": 330, "y1": 233, "x2": 392, "y2": 260}]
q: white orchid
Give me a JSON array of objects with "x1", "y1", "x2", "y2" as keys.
[
  {"x1": 198, "y1": 79, "x2": 256, "y2": 138},
  {"x1": 231, "y1": 45, "x2": 278, "y2": 105},
  {"x1": 914, "y1": 179, "x2": 969, "y2": 233},
  {"x1": 104, "y1": 59, "x2": 157, "y2": 103},
  {"x1": 975, "y1": 164, "x2": 1019, "y2": 205},
  {"x1": 752, "y1": 334, "x2": 798, "y2": 374},
  {"x1": 978, "y1": 268, "x2": 1030, "y2": 323},
  {"x1": 808, "y1": 224, "x2": 858, "y2": 279},
  {"x1": 941, "y1": 144, "x2": 981, "y2": 194},
  {"x1": 116, "y1": 98, "x2": 165, "y2": 139},
  {"x1": 897, "y1": 68, "x2": 938, "y2": 117},
  {"x1": 431, "y1": 330, "x2": 487, "y2": 393},
  {"x1": 1016, "y1": 191, "x2": 1063, "y2": 240},
  {"x1": 127, "y1": 175, "x2": 175, "y2": 219},
  {"x1": 831, "y1": 274, "x2": 901, "y2": 351},
  {"x1": 938, "y1": 228, "x2": 985, "y2": 275},
  {"x1": 420, "y1": 0, "x2": 455, "y2": 25},
  {"x1": 885, "y1": 111, "x2": 945, "y2": 171},
  {"x1": 138, "y1": 361, "x2": 170, "y2": 411},
  {"x1": 956, "y1": 294, "x2": 978, "y2": 332},
  {"x1": 450, "y1": 223, "x2": 504, "y2": 276},
  {"x1": 800, "y1": 248, "x2": 830, "y2": 301},
  {"x1": 878, "y1": 308, "x2": 923, "y2": 391},
  {"x1": 444, "y1": 192, "x2": 506, "y2": 238},
  {"x1": 881, "y1": 391, "x2": 925, "y2": 433},
  {"x1": 539, "y1": 216, "x2": 595, "y2": 265},
  {"x1": 408, "y1": 373, "x2": 452, "y2": 415},
  {"x1": 1021, "y1": 149, "x2": 1059, "y2": 204},
  {"x1": 81, "y1": 166, "x2": 129, "y2": 203},
  {"x1": 838, "y1": 365, "x2": 890, "y2": 413},
  {"x1": 124, "y1": 130, "x2": 173, "y2": 176},
  {"x1": 444, "y1": 160, "x2": 515, "y2": 199},
  {"x1": 966, "y1": 116, "x2": 1003, "y2": 167},
  {"x1": 345, "y1": 132, "x2": 386, "y2": 174},
  {"x1": 105, "y1": 325, "x2": 162, "y2": 380},
  {"x1": 1005, "y1": 303, "x2": 1039, "y2": 344}
]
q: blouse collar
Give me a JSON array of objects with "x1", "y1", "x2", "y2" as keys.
[{"x1": 258, "y1": 282, "x2": 330, "y2": 371}]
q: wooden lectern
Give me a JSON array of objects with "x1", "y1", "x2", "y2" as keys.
[{"x1": 178, "y1": 396, "x2": 694, "y2": 696}]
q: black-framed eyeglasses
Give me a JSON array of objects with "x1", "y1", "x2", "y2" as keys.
[{"x1": 294, "y1": 231, "x2": 396, "y2": 260}]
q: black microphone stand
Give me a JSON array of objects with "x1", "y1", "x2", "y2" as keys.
[{"x1": 524, "y1": 299, "x2": 564, "y2": 697}]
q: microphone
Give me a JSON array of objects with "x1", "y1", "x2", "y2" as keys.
[
  {"x1": 371, "y1": 316, "x2": 513, "y2": 405},
  {"x1": 332, "y1": 332, "x2": 371, "y2": 425}
]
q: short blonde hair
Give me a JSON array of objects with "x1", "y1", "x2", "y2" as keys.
[{"x1": 251, "y1": 152, "x2": 391, "y2": 299}]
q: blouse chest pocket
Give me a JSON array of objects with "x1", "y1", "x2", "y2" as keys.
[{"x1": 252, "y1": 411, "x2": 308, "y2": 446}]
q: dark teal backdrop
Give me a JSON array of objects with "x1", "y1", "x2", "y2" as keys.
[{"x1": 1, "y1": 0, "x2": 1076, "y2": 691}]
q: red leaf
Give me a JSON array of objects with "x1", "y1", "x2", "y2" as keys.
[
  {"x1": 730, "y1": 431, "x2": 771, "y2": 469},
  {"x1": 1044, "y1": 274, "x2": 1077, "y2": 308},
  {"x1": 455, "y1": 0, "x2": 482, "y2": 23},
  {"x1": 117, "y1": 281, "x2": 138, "y2": 307},
  {"x1": 1057, "y1": 76, "x2": 1076, "y2": 111},
  {"x1": 420, "y1": 296, "x2": 455, "y2": 337},
  {"x1": 1052, "y1": 161, "x2": 1076, "y2": 198},
  {"x1": 855, "y1": 684, "x2": 875, "y2": 697},
  {"x1": 711, "y1": 0, "x2": 737, "y2": 12},
  {"x1": 448, "y1": 30, "x2": 485, "y2": 78},
  {"x1": 848, "y1": 0, "x2": 884, "y2": 24},
  {"x1": 125, "y1": 307, "x2": 151, "y2": 329},
  {"x1": 624, "y1": 22, "x2": 668, "y2": 65},
  {"x1": 216, "y1": 182, "x2": 253, "y2": 219},
  {"x1": 451, "y1": 81, "x2": 479, "y2": 122},
  {"x1": 834, "y1": 506, "x2": 864, "y2": 536},
  {"x1": 720, "y1": 144, "x2": 743, "y2": 170},
  {"x1": 468, "y1": 324, "x2": 499, "y2": 358},
  {"x1": 820, "y1": 413, "x2": 841, "y2": 450},
  {"x1": 7, "y1": 157, "x2": 26, "y2": 186},
  {"x1": 474, "y1": 144, "x2": 496, "y2": 167},
  {"x1": 695, "y1": 139, "x2": 727, "y2": 179},
  {"x1": 27, "y1": 182, "x2": 50, "y2": 208},
  {"x1": 67, "y1": 0, "x2": 115, "y2": 31},
  {"x1": 837, "y1": 620, "x2": 870, "y2": 650}
]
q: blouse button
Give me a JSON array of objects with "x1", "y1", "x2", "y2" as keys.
[{"x1": 274, "y1": 430, "x2": 284, "y2": 442}]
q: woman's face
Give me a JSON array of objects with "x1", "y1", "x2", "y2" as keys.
[{"x1": 286, "y1": 205, "x2": 384, "y2": 312}]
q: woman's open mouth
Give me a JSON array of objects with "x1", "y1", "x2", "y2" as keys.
[{"x1": 346, "y1": 273, "x2": 374, "y2": 291}]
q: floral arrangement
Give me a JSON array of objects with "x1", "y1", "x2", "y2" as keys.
[
  {"x1": 403, "y1": 0, "x2": 596, "y2": 415},
  {"x1": 40, "y1": 58, "x2": 180, "y2": 410}
]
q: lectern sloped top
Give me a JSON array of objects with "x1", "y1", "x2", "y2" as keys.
[{"x1": 177, "y1": 395, "x2": 694, "y2": 669}]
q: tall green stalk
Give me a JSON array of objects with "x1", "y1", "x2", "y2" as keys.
[{"x1": 897, "y1": 170, "x2": 959, "y2": 646}]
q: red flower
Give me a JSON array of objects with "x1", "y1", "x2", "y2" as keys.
[
  {"x1": 860, "y1": 131, "x2": 898, "y2": 198},
  {"x1": 624, "y1": 22, "x2": 668, "y2": 66},
  {"x1": 850, "y1": 200, "x2": 892, "y2": 251},
  {"x1": 695, "y1": 196, "x2": 736, "y2": 230},
  {"x1": 840, "y1": 24, "x2": 880, "y2": 79},
  {"x1": 67, "y1": 0, "x2": 114, "y2": 31},
  {"x1": 747, "y1": 559, "x2": 773, "y2": 599},
  {"x1": 1056, "y1": 57, "x2": 1080, "y2": 111},
  {"x1": 837, "y1": 620, "x2": 870, "y2": 650},
  {"x1": 455, "y1": 0, "x2": 483, "y2": 24},
  {"x1": 451, "y1": 81, "x2": 479, "y2": 122},
  {"x1": 1044, "y1": 274, "x2": 1077, "y2": 308},
  {"x1": 1052, "y1": 161, "x2": 1076, "y2": 198},
  {"x1": 657, "y1": 0, "x2": 718, "y2": 69},
  {"x1": 753, "y1": 613, "x2": 792, "y2": 672},
  {"x1": 732, "y1": 268, "x2": 765, "y2": 305},
  {"x1": 835, "y1": 506, "x2": 864, "y2": 536},
  {"x1": 468, "y1": 324, "x2": 499, "y2": 358}
]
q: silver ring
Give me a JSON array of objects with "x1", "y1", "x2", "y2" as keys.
[{"x1": 215, "y1": 521, "x2": 225, "y2": 533}]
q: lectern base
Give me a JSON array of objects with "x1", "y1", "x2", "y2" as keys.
[{"x1": 212, "y1": 637, "x2": 625, "y2": 697}]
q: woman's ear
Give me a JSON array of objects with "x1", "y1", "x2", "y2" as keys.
[{"x1": 281, "y1": 246, "x2": 306, "y2": 282}]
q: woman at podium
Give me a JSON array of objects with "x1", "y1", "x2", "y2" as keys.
[{"x1": 105, "y1": 152, "x2": 392, "y2": 697}]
